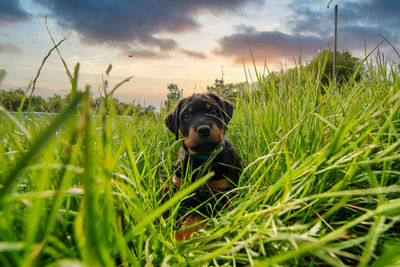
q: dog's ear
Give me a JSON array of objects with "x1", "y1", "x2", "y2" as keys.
[
  {"x1": 165, "y1": 99, "x2": 185, "y2": 140},
  {"x1": 207, "y1": 93, "x2": 233, "y2": 125}
]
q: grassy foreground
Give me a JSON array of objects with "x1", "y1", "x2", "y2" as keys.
[{"x1": 0, "y1": 54, "x2": 400, "y2": 266}]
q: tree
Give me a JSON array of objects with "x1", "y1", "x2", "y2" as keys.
[
  {"x1": 206, "y1": 79, "x2": 240, "y2": 102},
  {"x1": 0, "y1": 89, "x2": 27, "y2": 111},
  {"x1": 44, "y1": 94, "x2": 67, "y2": 113},
  {"x1": 29, "y1": 95, "x2": 46, "y2": 111},
  {"x1": 164, "y1": 83, "x2": 182, "y2": 110},
  {"x1": 0, "y1": 88, "x2": 46, "y2": 112},
  {"x1": 307, "y1": 49, "x2": 362, "y2": 86}
]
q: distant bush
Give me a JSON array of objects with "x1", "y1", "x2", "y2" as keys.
[{"x1": 307, "y1": 49, "x2": 362, "y2": 85}]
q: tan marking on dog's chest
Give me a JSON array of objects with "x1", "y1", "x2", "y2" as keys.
[
  {"x1": 175, "y1": 214, "x2": 207, "y2": 241},
  {"x1": 205, "y1": 178, "x2": 230, "y2": 191}
]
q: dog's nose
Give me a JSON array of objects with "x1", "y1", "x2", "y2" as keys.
[{"x1": 197, "y1": 125, "x2": 211, "y2": 137}]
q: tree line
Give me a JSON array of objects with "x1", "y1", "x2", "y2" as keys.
[{"x1": 0, "y1": 88, "x2": 156, "y2": 115}]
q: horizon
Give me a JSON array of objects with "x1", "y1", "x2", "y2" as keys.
[{"x1": 1, "y1": 0, "x2": 399, "y2": 107}]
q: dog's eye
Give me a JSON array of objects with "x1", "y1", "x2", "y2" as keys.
[
  {"x1": 209, "y1": 109, "x2": 218, "y2": 115},
  {"x1": 182, "y1": 113, "x2": 192, "y2": 121}
]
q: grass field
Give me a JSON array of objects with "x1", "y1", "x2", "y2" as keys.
[{"x1": 0, "y1": 50, "x2": 400, "y2": 266}]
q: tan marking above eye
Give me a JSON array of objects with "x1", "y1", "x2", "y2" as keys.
[
  {"x1": 206, "y1": 104, "x2": 211, "y2": 109},
  {"x1": 188, "y1": 107, "x2": 193, "y2": 112}
]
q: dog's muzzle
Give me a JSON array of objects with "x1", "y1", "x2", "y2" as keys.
[{"x1": 196, "y1": 125, "x2": 211, "y2": 138}]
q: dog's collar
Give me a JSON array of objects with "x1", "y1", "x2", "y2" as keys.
[{"x1": 184, "y1": 140, "x2": 225, "y2": 160}]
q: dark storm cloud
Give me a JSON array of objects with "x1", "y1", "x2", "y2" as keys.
[
  {"x1": 0, "y1": 42, "x2": 23, "y2": 54},
  {"x1": 216, "y1": 0, "x2": 400, "y2": 65},
  {"x1": 31, "y1": 0, "x2": 261, "y2": 57},
  {"x1": 0, "y1": 0, "x2": 30, "y2": 25}
]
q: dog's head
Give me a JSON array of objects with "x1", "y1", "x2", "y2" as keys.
[{"x1": 165, "y1": 93, "x2": 233, "y2": 154}]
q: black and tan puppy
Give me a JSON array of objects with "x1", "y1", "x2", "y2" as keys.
[{"x1": 165, "y1": 93, "x2": 242, "y2": 240}]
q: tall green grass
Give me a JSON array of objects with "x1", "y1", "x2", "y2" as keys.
[{"x1": 0, "y1": 48, "x2": 399, "y2": 266}]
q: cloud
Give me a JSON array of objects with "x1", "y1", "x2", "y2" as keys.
[
  {"x1": 0, "y1": 42, "x2": 23, "y2": 54},
  {"x1": 32, "y1": 0, "x2": 261, "y2": 57},
  {"x1": 214, "y1": 25, "x2": 328, "y2": 65},
  {"x1": 0, "y1": 0, "x2": 30, "y2": 25},
  {"x1": 125, "y1": 49, "x2": 170, "y2": 59},
  {"x1": 338, "y1": 25, "x2": 398, "y2": 51},
  {"x1": 340, "y1": 0, "x2": 400, "y2": 30},
  {"x1": 215, "y1": 0, "x2": 400, "y2": 66},
  {"x1": 287, "y1": 0, "x2": 400, "y2": 51},
  {"x1": 180, "y1": 49, "x2": 206, "y2": 59}
]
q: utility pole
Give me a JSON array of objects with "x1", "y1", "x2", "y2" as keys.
[{"x1": 333, "y1": 4, "x2": 338, "y2": 83}]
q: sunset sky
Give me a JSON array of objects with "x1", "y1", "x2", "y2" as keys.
[{"x1": 0, "y1": 0, "x2": 399, "y2": 107}]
